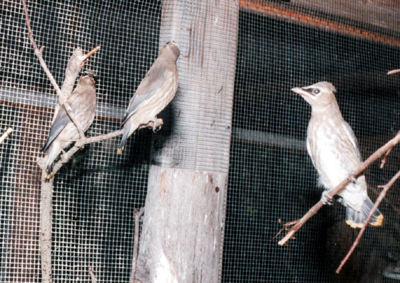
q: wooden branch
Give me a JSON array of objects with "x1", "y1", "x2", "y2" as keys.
[
  {"x1": 278, "y1": 129, "x2": 400, "y2": 246},
  {"x1": 130, "y1": 207, "x2": 145, "y2": 283},
  {"x1": 51, "y1": 129, "x2": 124, "y2": 176},
  {"x1": 22, "y1": 2, "x2": 102, "y2": 282},
  {"x1": 89, "y1": 267, "x2": 97, "y2": 283},
  {"x1": 41, "y1": 173, "x2": 54, "y2": 283},
  {"x1": 336, "y1": 168, "x2": 400, "y2": 273},
  {"x1": 0, "y1": 128, "x2": 13, "y2": 144}
]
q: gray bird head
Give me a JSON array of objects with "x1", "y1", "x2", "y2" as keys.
[
  {"x1": 160, "y1": 40, "x2": 180, "y2": 60},
  {"x1": 79, "y1": 70, "x2": 97, "y2": 86},
  {"x1": 291, "y1": 81, "x2": 337, "y2": 108}
]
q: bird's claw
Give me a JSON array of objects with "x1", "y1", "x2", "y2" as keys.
[
  {"x1": 347, "y1": 173, "x2": 356, "y2": 183},
  {"x1": 152, "y1": 118, "x2": 163, "y2": 132},
  {"x1": 321, "y1": 191, "x2": 333, "y2": 205}
]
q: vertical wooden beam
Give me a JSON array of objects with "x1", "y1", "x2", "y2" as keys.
[{"x1": 135, "y1": 0, "x2": 239, "y2": 282}]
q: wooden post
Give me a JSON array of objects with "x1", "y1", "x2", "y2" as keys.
[{"x1": 135, "y1": 0, "x2": 239, "y2": 282}]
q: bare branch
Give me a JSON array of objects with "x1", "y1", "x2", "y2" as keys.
[
  {"x1": 0, "y1": 128, "x2": 13, "y2": 145},
  {"x1": 387, "y1": 68, "x2": 400, "y2": 75},
  {"x1": 130, "y1": 207, "x2": 145, "y2": 283},
  {"x1": 89, "y1": 267, "x2": 97, "y2": 283},
  {"x1": 278, "y1": 129, "x2": 400, "y2": 246},
  {"x1": 51, "y1": 129, "x2": 124, "y2": 177},
  {"x1": 336, "y1": 168, "x2": 400, "y2": 273}
]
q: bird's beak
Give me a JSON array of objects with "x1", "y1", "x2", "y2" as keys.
[
  {"x1": 291, "y1": 87, "x2": 315, "y2": 100},
  {"x1": 388, "y1": 68, "x2": 400, "y2": 75}
]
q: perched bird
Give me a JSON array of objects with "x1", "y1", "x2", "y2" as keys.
[
  {"x1": 41, "y1": 70, "x2": 97, "y2": 179},
  {"x1": 292, "y1": 81, "x2": 383, "y2": 228},
  {"x1": 118, "y1": 41, "x2": 180, "y2": 154}
]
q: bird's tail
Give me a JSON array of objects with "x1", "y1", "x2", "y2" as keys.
[
  {"x1": 44, "y1": 162, "x2": 54, "y2": 181},
  {"x1": 345, "y1": 196, "x2": 384, "y2": 228},
  {"x1": 117, "y1": 125, "x2": 131, "y2": 155}
]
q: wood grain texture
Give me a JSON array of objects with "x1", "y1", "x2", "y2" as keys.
[
  {"x1": 135, "y1": 0, "x2": 239, "y2": 282},
  {"x1": 151, "y1": 0, "x2": 239, "y2": 174}
]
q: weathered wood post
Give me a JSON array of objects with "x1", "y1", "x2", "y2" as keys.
[{"x1": 135, "y1": 0, "x2": 239, "y2": 282}]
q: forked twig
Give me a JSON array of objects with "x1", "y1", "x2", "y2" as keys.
[
  {"x1": 48, "y1": 129, "x2": 124, "y2": 176},
  {"x1": 336, "y1": 169, "x2": 400, "y2": 273}
]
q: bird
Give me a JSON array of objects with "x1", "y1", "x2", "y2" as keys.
[
  {"x1": 117, "y1": 41, "x2": 180, "y2": 155},
  {"x1": 41, "y1": 70, "x2": 97, "y2": 180},
  {"x1": 291, "y1": 81, "x2": 383, "y2": 228}
]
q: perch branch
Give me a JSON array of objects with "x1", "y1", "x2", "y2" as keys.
[
  {"x1": 89, "y1": 267, "x2": 97, "y2": 283},
  {"x1": 50, "y1": 129, "x2": 124, "y2": 176},
  {"x1": 22, "y1": 2, "x2": 101, "y2": 282},
  {"x1": 278, "y1": 130, "x2": 400, "y2": 246},
  {"x1": 0, "y1": 128, "x2": 13, "y2": 144},
  {"x1": 380, "y1": 130, "x2": 400, "y2": 168},
  {"x1": 130, "y1": 207, "x2": 145, "y2": 283},
  {"x1": 336, "y1": 168, "x2": 400, "y2": 273}
]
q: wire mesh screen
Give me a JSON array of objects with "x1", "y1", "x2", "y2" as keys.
[{"x1": 2, "y1": 0, "x2": 400, "y2": 282}]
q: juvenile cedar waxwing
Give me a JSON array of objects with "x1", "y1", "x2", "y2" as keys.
[
  {"x1": 41, "y1": 70, "x2": 97, "y2": 179},
  {"x1": 292, "y1": 81, "x2": 383, "y2": 228},
  {"x1": 117, "y1": 41, "x2": 180, "y2": 154}
]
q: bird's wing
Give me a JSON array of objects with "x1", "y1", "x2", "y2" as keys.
[
  {"x1": 342, "y1": 122, "x2": 363, "y2": 161},
  {"x1": 122, "y1": 64, "x2": 166, "y2": 124},
  {"x1": 306, "y1": 137, "x2": 316, "y2": 167},
  {"x1": 41, "y1": 90, "x2": 83, "y2": 152}
]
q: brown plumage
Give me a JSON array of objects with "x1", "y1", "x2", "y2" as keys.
[
  {"x1": 41, "y1": 70, "x2": 97, "y2": 179},
  {"x1": 117, "y1": 41, "x2": 180, "y2": 154},
  {"x1": 292, "y1": 81, "x2": 383, "y2": 228}
]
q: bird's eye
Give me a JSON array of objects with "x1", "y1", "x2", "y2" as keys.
[
  {"x1": 166, "y1": 41, "x2": 170, "y2": 45},
  {"x1": 312, "y1": 89, "x2": 320, "y2": 95}
]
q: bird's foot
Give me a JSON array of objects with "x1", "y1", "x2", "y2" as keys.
[
  {"x1": 347, "y1": 173, "x2": 357, "y2": 183},
  {"x1": 321, "y1": 191, "x2": 333, "y2": 205},
  {"x1": 152, "y1": 118, "x2": 163, "y2": 132}
]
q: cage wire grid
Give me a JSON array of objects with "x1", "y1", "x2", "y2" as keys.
[{"x1": 1, "y1": 0, "x2": 400, "y2": 282}]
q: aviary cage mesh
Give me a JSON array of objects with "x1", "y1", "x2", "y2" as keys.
[{"x1": 1, "y1": 0, "x2": 400, "y2": 282}]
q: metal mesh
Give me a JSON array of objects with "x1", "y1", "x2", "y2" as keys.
[{"x1": 2, "y1": 1, "x2": 400, "y2": 282}]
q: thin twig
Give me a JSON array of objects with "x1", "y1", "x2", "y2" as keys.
[
  {"x1": 380, "y1": 130, "x2": 400, "y2": 168},
  {"x1": 278, "y1": 130, "x2": 400, "y2": 246},
  {"x1": 50, "y1": 129, "x2": 124, "y2": 176},
  {"x1": 89, "y1": 267, "x2": 97, "y2": 283},
  {"x1": 387, "y1": 68, "x2": 400, "y2": 75},
  {"x1": 370, "y1": 186, "x2": 400, "y2": 216},
  {"x1": 130, "y1": 207, "x2": 145, "y2": 283},
  {"x1": 336, "y1": 168, "x2": 400, "y2": 273},
  {"x1": 22, "y1": 0, "x2": 53, "y2": 85},
  {"x1": 0, "y1": 128, "x2": 13, "y2": 144}
]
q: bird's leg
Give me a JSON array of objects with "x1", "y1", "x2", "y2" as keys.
[{"x1": 321, "y1": 191, "x2": 333, "y2": 205}]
